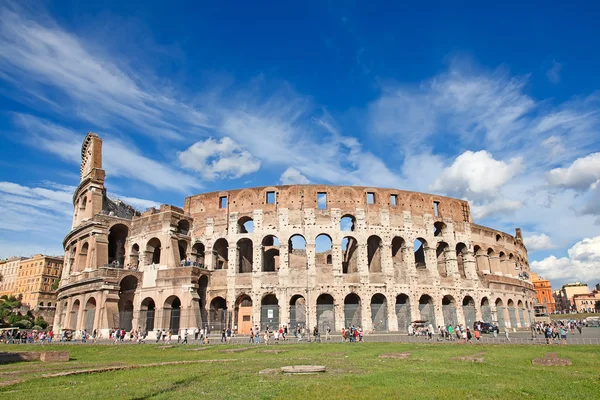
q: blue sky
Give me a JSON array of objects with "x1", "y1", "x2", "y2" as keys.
[{"x1": 0, "y1": 1, "x2": 599, "y2": 289}]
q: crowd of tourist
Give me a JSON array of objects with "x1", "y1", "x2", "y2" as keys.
[{"x1": 530, "y1": 320, "x2": 586, "y2": 344}]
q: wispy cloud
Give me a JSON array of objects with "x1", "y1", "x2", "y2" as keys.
[
  {"x1": 0, "y1": 4, "x2": 211, "y2": 140},
  {"x1": 546, "y1": 60, "x2": 562, "y2": 84},
  {"x1": 14, "y1": 114, "x2": 200, "y2": 193}
]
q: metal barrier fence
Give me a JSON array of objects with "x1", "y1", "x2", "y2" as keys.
[
  {"x1": 316, "y1": 305, "x2": 335, "y2": 332},
  {"x1": 371, "y1": 302, "x2": 388, "y2": 331},
  {"x1": 442, "y1": 305, "x2": 458, "y2": 327},
  {"x1": 395, "y1": 304, "x2": 410, "y2": 332},
  {"x1": 419, "y1": 304, "x2": 436, "y2": 327}
]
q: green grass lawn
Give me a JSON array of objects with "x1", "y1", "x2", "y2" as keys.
[{"x1": 1, "y1": 343, "x2": 599, "y2": 399}]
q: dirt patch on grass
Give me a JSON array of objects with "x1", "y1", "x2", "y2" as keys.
[
  {"x1": 220, "y1": 347, "x2": 252, "y2": 353},
  {"x1": 532, "y1": 352, "x2": 572, "y2": 366},
  {"x1": 0, "y1": 379, "x2": 23, "y2": 387},
  {"x1": 184, "y1": 347, "x2": 208, "y2": 351},
  {"x1": 450, "y1": 352, "x2": 486, "y2": 363},
  {"x1": 379, "y1": 352, "x2": 411, "y2": 359},
  {"x1": 260, "y1": 349, "x2": 288, "y2": 354}
]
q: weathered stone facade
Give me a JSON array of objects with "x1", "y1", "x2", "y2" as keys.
[{"x1": 53, "y1": 133, "x2": 536, "y2": 337}]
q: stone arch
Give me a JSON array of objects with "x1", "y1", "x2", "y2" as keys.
[
  {"x1": 238, "y1": 216, "x2": 254, "y2": 233},
  {"x1": 344, "y1": 293, "x2": 361, "y2": 328},
  {"x1": 84, "y1": 297, "x2": 96, "y2": 332},
  {"x1": 75, "y1": 242, "x2": 89, "y2": 272},
  {"x1": 433, "y1": 221, "x2": 446, "y2": 237},
  {"x1": 316, "y1": 293, "x2": 335, "y2": 332},
  {"x1": 70, "y1": 299, "x2": 81, "y2": 330},
  {"x1": 178, "y1": 240, "x2": 188, "y2": 264},
  {"x1": 340, "y1": 214, "x2": 356, "y2": 231},
  {"x1": 367, "y1": 235, "x2": 382, "y2": 273},
  {"x1": 442, "y1": 295, "x2": 458, "y2": 327},
  {"x1": 507, "y1": 298, "x2": 517, "y2": 328},
  {"x1": 234, "y1": 294, "x2": 253, "y2": 334},
  {"x1": 237, "y1": 238, "x2": 253, "y2": 273},
  {"x1": 289, "y1": 294, "x2": 306, "y2": 329},
  {"x1": 414, "y1": 238, "x2": 427, "y2": 268},
  {"x1": 129, "y1": 244, "x2": 140, "y2": 267},
  {"x1": 260, "y1": 294, "x2": 279, "y2": 330},
  {"x1": 495, "y1": 298, "x2": 506, "y2": 327},
  {"x1": 146, "y1": 238, "x2": 161, "y2": 265},
  {"x1": 197, "y1": 275, "x2": 209, "y2": 326},
  {"x1": 213, "y1": 238, "x2": 229, "y2": 270},
  {"x1": 342, "y1": 236, "x2": 358, "y2": 274},
  {"x1": 288, "y1": 234, "x2": 306, "y2": 270},
  {"x1": 140, "y1": 297, "x2": 156, "y2": 332},
  {"x1": 436, "y1": 242, "x2": 449, "y2": 277},
  {"x1": 395, "y1": 294, "x2": 411, "y2": 332},
  {"x1": 481, "y1": 297, "x2": 492, "y2": 321},
  {"x1": 108, "y1": 223, "x2": 128, "y2": 267},
  {"x1": 163, "y1": 295, "x2": 181, "y2": 333},
  {"x1": 315, "y1": 234, "x2": 333, "y2": 268},
  {"x1": 262, "y1": 235, "x2": 280, "y2": 272},
  {"x1": 473, "y1": 245, "x2": 485, "y2": 274},
  {"x1": 456, "y1": 242, "x2": 468, "y2": 278},
  {"x1": 487, "y1": 248, "x2": 498, "y2": 273},
  {"x1": 177, "y1": 219, "x2": 190, "y2": 235},
  {"x1": 462, "y1": 295, "x2": 476, "y2": 328},
  {"x1": 192, "y1": 242, "x2": 205, "y2": 267},
  {"x1": 371, "y1": 293, "x2": 388, "y2": 331},
  {"x1": 418, "y1": 295, "x2": 435, "y2": 326},
  {"x1": 118, "y1": 275, "x2": 137, "y2": 331}
]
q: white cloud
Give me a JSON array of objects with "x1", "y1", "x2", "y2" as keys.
[
  {"x1": 470, "y1": 198, "x2": 522, "y2": 220},
  {"x1": 432, "y1": 150, "x2": 523, "y2": 199},
  {"x1": 178, "y1": 137, "x2": 261, "y2": 180},
  {"x1": 546, "y1": 60, "x2": 562, "y2": 84},
  {"x1": 531, "y1": 236, "x2": 600, "y2": 284},
  {"x1": 0, "y1": 4, "x2": 210, "y2": 140},
  {"x1": 280, "y1": 167, "x2": 310, "y2": 185},
  {"x1": 109, "y1": 195, "x2": 160, "y2": 211},
  {"x1": 524, "y1": 233, "x2": 555, "y2": 252},
  {"x1": 546, "y1": 152, "x2": 600, "y2": 191},
  {"x1": 15, "y1": 114, "x2": 200, "y2": 193}
]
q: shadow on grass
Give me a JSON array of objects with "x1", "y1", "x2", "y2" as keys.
[{"x1": 130, "y1": 375, "x2": 197, "y2": 399}]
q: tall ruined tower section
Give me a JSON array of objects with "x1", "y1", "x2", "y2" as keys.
[{"x1": 72, "y1": 133, "x2": 105, "y2": 228}]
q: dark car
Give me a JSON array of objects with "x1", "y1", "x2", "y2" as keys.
[{"x1": 475, "y1": 322, "x2": 499, "y2": 334}]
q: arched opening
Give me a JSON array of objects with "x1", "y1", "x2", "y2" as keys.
[
  {"x1": 237, "y1": 238, "x2": 253, "y2": 273},
  {"x1": 391, "y1": 236, "x2": 406, "y2": 263},
  {"x1": 262, "y1": 235, "x2": 280, "y2": 272},
  {"x1": 261, "y1": 294, "x2": 279, "y2": 331},
  {"x1": 418, "y1": 295, "x2": 435, "y2": 327},
  {"x1": 129, "y1": 244, "x2": 140, "y2": 268},
  {"x1": 499, "y1": 251, "x2": 508, "y2": 275},
  {"x1": 367, "y1": 235, "x2": 382, "y2": 273},
  {"x1": 315, "y1": 234, "x2": 333, "y2": 269},
  {"x1": 414, "y1": 238, "x2": 427, "y2": 269},
  {"x1": 213, "y1": 239, "x2": 229, "y2": 270},
  {"x1": 442, "y1": 295, "x2": 457, "y2": 327},
  {"x1": 517, "y1": 300, "x2": 525, "y2": 327},
  {"x1": 235, "y1": 294, "x2": 253, "y2": 334},
  {"x1": 487, "y1": 248, "x2": 497, "y2": 274},
  {"x1": 371, "y1": 293, "x2": 388, "y2": 331},
  {"x1": 395, "y1": 294, "x2": 411, "y2": 332},
  {"x1": 342, "y1": 236, "x2": 358, "y2": 274},
  {"x1": 462, "y1": 296, "x2": 476, "y2": 328},
  {"x1": 481, "y1": 297, "x2": 492, "y2": 321},
  {"x1": 288, "y1": 234, "x2": 306, "y2": 270},
  {"x1": 178, "y1": 240, "x2": 188, "y2": 264},
  {"x1": 70, "y1": 300, "x2": 80, "y2": 330},
  {"x1": 507, "y1": 299, "x2": 517, "y2": 328},
  {"x1": 177, "y1": 219, "x2": 190, "y2": 235},
  {"x1": 289, "y1": 295, "x2": 306, "y2": 330},
  {"x1": 456, "y1": 243, "x2": 467, "y2": 278},
  {"x1": 118, "y1": 275, "x2": 137, "y2": 331},
  {"x1": 344, "y1": 293, "x2": 361, "y2": 328},
  {"x1": 197, "y1": 275, "x2": 209, "y2": 327},
  {"x1": 473, "y1": 245, "x2": 485, "y2": 275},
  {"x1": 496, "y1": 234, "x2": 502, "y2": 242},
  {"x1": 209, "y1": 297, "x2": 228, "y2": 331},
  {"x1": 340, "y1": 214, "x2": 356, "y2": 231},
  {"x1": 146, "y1": 238, "x2": 161, "y2": 265},
  {"x1": 316, "y1": 294, "x2": 335, "y2": 332},
  {"x1": 433, "y1": 221, "x2": 446, "y2": 237},
  {"x1": 84, "y1": 297, "x2": 96, "y2": 333},
  {"x1": 495, "y1": 298, "x2": 505, "y2": 327},
  {"x1": 192, "y1": 242, "x2": 205, "y2": 267},
  {"x1": 76, "y1": 242, "x2": 89, "y2": 272},
  {"x1": 238, "y1": 216, "x2": 254, "y2": 233},
  {"x1": 436, "y1": 242, "x2": 449, "y2": 277},
  {"x1": 164, "y1": 296, "x2": 181, "y2": 333},
  {"x1": 108, "y1": 224, "x2": 128, "y2": 267},
  {"x1": 140, "y1": 297, "x2": 156, "y2": 332}
]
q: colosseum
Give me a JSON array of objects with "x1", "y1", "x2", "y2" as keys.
[{"x1": 53, "y1": 133, "x2": 536, "y2": 338}]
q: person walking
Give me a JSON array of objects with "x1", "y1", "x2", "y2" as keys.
[{"x1": 504, "y1": 326, "x2": 511, "y2": 342}]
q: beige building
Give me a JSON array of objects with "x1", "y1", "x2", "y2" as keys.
[
  {"x1": 0, "y1": 256, "x2": 25, "y2": 297},
  {"x1": 556, "y1": 282, "x2": 590, "y2": 312},
  {"x1": 572, "y1": 293, "x2": 599, "y2": 313},
  {"x1": 53, "y1": 133, "x2": 536, "y2": 337},
  {"x1": 14, "y1": 254, "x2": 64, "y2": 308}
]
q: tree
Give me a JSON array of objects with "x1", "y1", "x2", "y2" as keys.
[
  {"x1": 0, "y1": 272, "x2": 3, "y2": 283},
  {"x1": 595, "y1": 300, "x2": 600, "y2": 313}
]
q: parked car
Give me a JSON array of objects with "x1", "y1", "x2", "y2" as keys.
[{"x1": 474, "y1": 321, "x2": 499, "y2": 334}]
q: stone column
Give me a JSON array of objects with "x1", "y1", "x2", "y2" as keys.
[
  {"x1": 278, "y1": 243, "x2": 289, "y2": 275},
  {"x1": 306, "y1": 242, "x2": 316, "y2": 286},
  {"x1": 387, "y1": 299, "x2": 399, "y2": 332},
  {"x1": 334, "y1": 297, "x2": 345, "y2": 332},
  {"x1": 381, "y1": 242, "x2": 393, "y2": 276},
  {"x1": 463, "y1": 252, "x2": 478, "y2": 280},
  {"x1": 361, "y1": 297, "x2": 371, "y2": 332},
  {"x1": 358, "y1": 243, "x2": 369, "y2": 284},
  {"x1": 331, "y1": 244, "x2": 343, "y2": 277}
]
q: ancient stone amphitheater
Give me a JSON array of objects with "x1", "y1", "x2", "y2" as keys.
[{"x1": 54, "y1": 133, "x2": 536, "y2": 337}]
